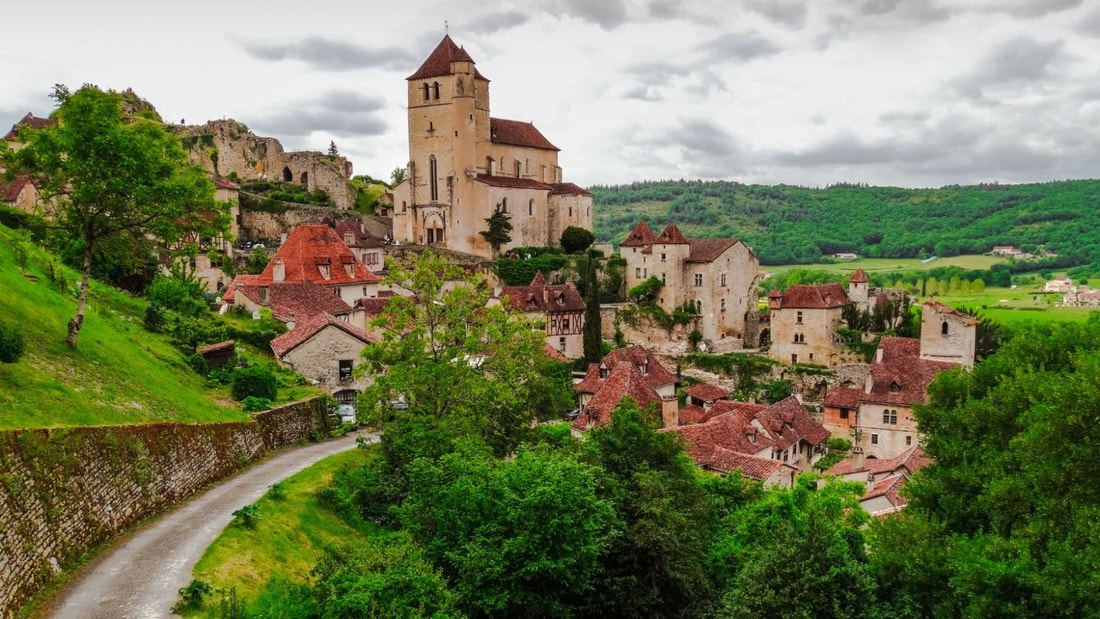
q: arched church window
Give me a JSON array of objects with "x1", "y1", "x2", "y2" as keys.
[
  {"x1": 941, "y1": 320, "x2": 949, "y2": 335},
  {"x1": 422, "y1": 83, "x2": 430, "y2": 101},
  {"x1": 429, "y1": 155, "x2": 438, "y2": 201},
  {"x1": 432, "y1": 82, "x2": 440, "y2": 100}
]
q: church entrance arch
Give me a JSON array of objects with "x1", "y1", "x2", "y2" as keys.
[{"x1": 424, "y1": 213, "x2": 445, "y2": 245}]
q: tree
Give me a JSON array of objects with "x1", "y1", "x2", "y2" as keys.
[
  {"x1": 583, "y1": 251, "x2": 603, "y2": 363},
  {"x1": 1, "y1": 85, "x2": 217, "y2": 347},
  {"x1": 328, "y1": 140, "x2": 339, "y2": 156},
  {"x1": 479, "y1": 202, "x2": 513, "y2": 258},
  {"x1": 560, "y1": 225, "x2": 595, "y2": 254},
  {"x1": 359, "y1": 254, "x2": 559, "y2": 455},
  {"x1": 390, "y1": 166, "x2": 407, "y2": 186}
]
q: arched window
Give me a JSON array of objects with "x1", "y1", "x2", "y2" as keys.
[
  {"x1": 422, "y1": 83, "x2": 430, "y2": 101},
  {"x1": 501, "y1": 198, "x2": 508, "y2": 213},
  {"x1": 429, "y1": 155, "x2": 438, "y2": 201},
  {"x1": 941, "y1": 320, "x2": 949, "y2": 335},
  {"x1": 486, "y1": 156, "x2": 495, "y2": 175},
  {"x1": 432, "y1": 81, "x2": 440, "y2": 100},
  {"x1": 528, "y1": 199, "x2": 534, "y2": 216},
  {"x1": 300, "y1": 171, "x2": 308, "y2": 186},
  {"x1": 282, "y1": 166, "x2": 292, "y2": 182}
]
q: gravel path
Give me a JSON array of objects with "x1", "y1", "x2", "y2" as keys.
[{"x1": 46, "y1": 432, "x2": 374, "y2": 619}]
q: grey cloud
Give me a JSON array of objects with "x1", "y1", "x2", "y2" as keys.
[
  {"x1": 951, "y1": 36, "x2": 1063, "y2": 100},
  {"x1": 621, "y1": 84, "x2": 662, "y2": 101},
  {"x1": 854, "y1": 0, "x2": 950, "y2": 21},
  {"x1": 745, "y1": 0, "x2": 808, "y2": 27},
  {"x1": 554, "y1": 0, "x2": 629, "y2": 29},
  {"x1": 625, "y1": 61, "x2": 692, "y2": 82},
  {"x1": 239, "y1": 37, "x2": 417, "y2": 72},
  {"x1": 1077, "y1": 8, "x2": 1100, "y2": 36},
  {"x1": 647, "y1": 0, "x2": 684, "y2": 19},
  {"x1": 698, "y1": 32, "x2": 783, "y2": 62},
  {"x1": 466, "y1": 11, "x2": 528, "y2": 34},
  {"x1": 251, "y1": 91, "x2": 388, "y2": 139},
  {"x1": 982, "y1": 0, "x2": 1081, "y2": 17}
]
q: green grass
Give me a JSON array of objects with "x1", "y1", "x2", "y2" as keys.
[
  {"x1": 765, "y1": 254, "x2": 1009, "y2": 278},
  {"x1": 0, "y1": 225, "x2": 250, "y2": 428},
  {"x1": 184, "y1": 447, "x2": 371, "y2": 615}
]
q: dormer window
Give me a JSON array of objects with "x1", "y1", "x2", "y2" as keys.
[
  {"x1": 890, "y1": 381, "x2": 901, "y2": 393},
  {"x1": 318, "y1": 264, "x2": 330, "y2": 279},
  {"x1": 638, "y1": 362, "x2": 648, "y2": 375},
  {"x1": 599, "y1": 366, "x2": 609, "y2": 379},
  {"x1": 344, "y1": 234, "x2": 354, "y2": 245},
  {"x1": 344, "y1": 263, "x2": 354, "y2": 277}
]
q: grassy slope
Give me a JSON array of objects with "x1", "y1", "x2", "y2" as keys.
[
  {"x1": 0, "y1": 225, "x2": 249, "y2": 428},
  {"x1": 764, "y1": 255, "x2": 1009, "y2": 278},
  {"x1": 185, "y1": 447, "x2": 371, "y2": 615}
]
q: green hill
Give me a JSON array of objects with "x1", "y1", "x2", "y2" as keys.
[
  {"x1": 590, "y1": 179, "x2": 1100, "y2": 267},
  {"x1": 0, "y1": 224, "x2": 249, "y2": 429}
]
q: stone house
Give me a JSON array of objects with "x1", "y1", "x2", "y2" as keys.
[
  {"x1": 391, "y1": 35, "x2": 594, "y2": 259},
  {"x1": 225, "y1": 279, "x2": 353, "y2": 327},
  {"x1": 620, "y1": 221, "x2": 760, "y2": 345},
  {"x1": 573, "y1": 345, "x2": 679, "y2": 429},
  {"x1": 223, "y1": 224, "x2": 382, "y2": 314},
  {"x1": 767, "y1": 282, "x2": 851, "y2": 367},
  {"x1": 825, "y1": 446, "x2": 931, "y2": 516},
  {"x1": 0, "y1": 175, "x2": 38, "y2": 214},
  {"x1": 333, "y1": 220, "x2": 386, "y2": 274},
  {"x1": 3, "y1": 112, "x2": 56, "y2": 152},
  {"x1": 270, "y1": 313, "x2": 376, "y2": 407},
  {"x1": 1045, "y1": 275, "x2": 1074, "y2": 292},
  {"x1": 663, "y1": 395, "x2": 829, "y2": 486},
  {"x1": 491, "y1": 272, "x2": 586, "y2": 359},
  {"x1": 920, "y1": 300, "x2": 977, "y2": 367}
]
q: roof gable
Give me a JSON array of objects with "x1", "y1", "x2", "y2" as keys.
[
  {"x1": 255, "y1": 225, "x2": 381, "y2": 287},
  {"x1": 656, "y1": 223, "x2": 689, "y2": 244},
  {"x1": 407, "y1": 35, "x2": 488, "y2": 81},
  {"x1": 687, "y1": 238, "x2": 740, "y2": 263},
  {"x1": 270, "y1": 312, "x2": 375, "y2": 357},
  {"x1": 779, "y1": 283, "x2": 850, "y2": 309},
  {"x1": 620, "y1": 221, "x2": 657, "y2": 247},
  {"x1": 489, "y1": 118, "x2": 559, "y2": 151}
]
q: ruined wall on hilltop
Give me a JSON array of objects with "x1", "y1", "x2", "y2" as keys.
[
  {"x1": 180, "y1": 120, "x2": 356, "y2": 210},
  {"x1": 0, "y1": 399, "x2": 328, "y2": 617}
]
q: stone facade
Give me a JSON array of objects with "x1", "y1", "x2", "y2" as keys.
[
  {"x1": 271, "y1": 315, "x2": 375, "y2": 405},
  {"x1": 920, "y1": 300, "x2": 977, "y2": 367},
  {"x1": 0, "y1": 399, "x2": 328, "y2": 617},
  {"x1": 768, "y1": 283, "x2": 853, "y2": 368},
  {"x1": 620, "y1": 222, "x2": 760, "y2": 345},
  {"x1": 391, "y1": 36, "x2": 593, "y2": 259},
  {"x1": 180, "y1": 120, "x2": 357, "y2": 210}
]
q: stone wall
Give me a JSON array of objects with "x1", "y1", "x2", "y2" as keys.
[
  {"x1": 0, "y1": 399, "x2": 328, "y2": 617},
  {"x1": 239, "y1": 208, "x2": 391, "y2": 245}
]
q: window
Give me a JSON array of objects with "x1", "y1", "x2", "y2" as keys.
[
  {"x1": 871, "y1": 433, "x2": 879, "y2": 445},
  {"x1": 339, "y1": 360, "x2": 353, "y2": 383},
  {"x1": 568, "y1": 207, "x2": 573, "y2": 217},
  {"x1": 318, "y1": 264, "x2": 330, "y2": 279},
  {"x1": 839, "y1": 408, "x2": 849, "y2": 420},
  {"x1": 515, "y1": 160, "x2": 521, "y2": 177},
  {"x1": 660, "y1": 272, "x2": 666, "y2": 283},
  {"x1": 501, "y1": 198, "x2": 508, "y2": 213},
  {"x1": 796, "y1": 311, "x2": 803, "y2": 324},
  {"x1": 528, "y1": 200, "x2": 534, "y2": 216},
  {"x1": 791, "y1": 354, "x2": 798, "y2": 364},
  {"x1": 883, "y1": 409, "x2": 898, "y2": 424},
  {"x1": 890, "y1": 381, "x2": 901, "y2": 393},
  {"x1": 558, "y1": 336, "x2": 566, "y2": 351},
  {"x1": 366, "y1": 252, "x2": 379, "y2": 266},
  {"x1": 428, "y1": 121, "x2": 434, "y2": 134},
  {"x1": 794, "y1": 333, "x2": 805, "y2": 343},
  {"x1": 422, "y1": 83, "x2": 429, "y2": 100},
  {"x1": 809, "y1": 353, "x2": 814, "y2": 360},
  {"x1": 942, "y1": 320, "x2": 949, "y2": 336},
  {"x1": 344, "y1": 233, "x2": 354, "y2": 245},
  {"x1": 660, "y1": 253, "x2": 666, "y2": 262},
  {"x1": 720, "y1": 298, "x2": 726, "y2": 312},
  {"x1": 694, "y1": 273, "x2": 703, "y2": 287},
  {"x1": 429, "y1": 155, "x2": 438, "y2": 201},
  {"x1": 906, "y1": 435, "x2": 912, "y2": 446},
  {"x1": 635, "y1": 267, "x2": 642, "y2": 278},
  {"x1": 432, "y1": 81, "x2": 440, "y2": 99},
  {"x1": 721, "y1": 273, "x2": 727, "y2": 287}
]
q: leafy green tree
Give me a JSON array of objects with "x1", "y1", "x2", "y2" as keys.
[
  {"x1": 583, "y1": 251, "x2": 603, "y2": 363},
  {"x1": 627, "y1": 275, "x2": 663, "y2": 303},
  {"x1": 1, "y1": 84, "x2": 219, "y2": 347},
  {"x1": 244, "y1": 246, "x2": 270, "y2": 274},
  {"x1": 359, "y1": 254, "x2": 558, "y2": 455},
  {"x1": 560, "y1": 225, "x2": 595, "y2": 253},
  {"x1": 0, "y1": 318, "x2": 26, "y2": 363},
  {"x1": 390, "y1": 166, "x2": 406, "y2": 186},
  {"x1": 479, "y1": 202, "x2": 513, "y2": 257}
]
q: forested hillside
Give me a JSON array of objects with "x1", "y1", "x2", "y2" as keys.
[{"x1": 590, "y1": 180, "x2": 1100, "y2": 267}]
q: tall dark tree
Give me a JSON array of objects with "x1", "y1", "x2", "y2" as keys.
[
  {"x1": 1, "y1": 84, "x2": 217, "y2": 347},
  {"x1": 583, "y1": 251, "x2": 603, "y2": 363},
  {"x1": 479, "y1": 203, "x2": 513, "y2": 257}
]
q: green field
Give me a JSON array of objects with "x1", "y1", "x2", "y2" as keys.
[
  {"x1": 764, "y1": 254, "x2": 1010, "y2": 278},
  {"x1": 183, "y1": 447, "x2": 371, "y2": 616},
  {"x1": 0, "y1": 225, "x2": 251, "y2": 428}
]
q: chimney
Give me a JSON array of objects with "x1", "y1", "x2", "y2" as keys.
[
  {"x1": 273, "y1": 258, "x2": 285, "y2": 282},
  {"x1": 852, "y1": 445, "x2": 865, "y2": 472},
  {"x1": 280, "y1": 232, "x2": 288, "y2": 244}
]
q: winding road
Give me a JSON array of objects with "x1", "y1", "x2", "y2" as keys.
[{"x1": 45, "y1": 432, "x2": 374, "y2": 619}]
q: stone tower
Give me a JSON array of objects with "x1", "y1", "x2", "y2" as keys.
[
  {"x1": 920, "y1": 300, "x2": 977, "y2": 367},
  {"x1": 848, "y1": 268, "x2": 870, "y2": 312}
]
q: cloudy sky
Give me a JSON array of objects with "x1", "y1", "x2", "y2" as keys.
[{"x1": 4, "y1": 0, "x2": 1099, "y2": 188}]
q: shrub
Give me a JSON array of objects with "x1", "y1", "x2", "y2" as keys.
[
  {"x1": 231, "y1": 365, "x2": 278, "y2": 401},
  {"x1": 172, "y1": 579, "x2": 212, "y2": 612},
  {"x1": 231, "y1": 504, "x2": 261, "y2": 528},
  {"x1": 241, "y1": 396, "x2": 273, "y2": 412},
  {"x1": 0, "y1": 319, "x2": 26, "y2": 363},
  {"x1": 187, "y1": 353, "x2": 209, "y2": 375}
]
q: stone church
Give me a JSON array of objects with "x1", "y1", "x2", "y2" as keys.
[{"x1": 392, "y1": 35, "x2": 594, "y2": 259}]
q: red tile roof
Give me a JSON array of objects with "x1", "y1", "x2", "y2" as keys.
[
  {"x1": 826, "y1": 446, "x2": 931, "y2": 477},
  {"x1": 823, "y1": 386, "x2": 864, "y2": 409},
  {"x1": 924, "y1": 300, "x2": 977, "y2": 325},
  {"x1": 549, "y1": 183, "x2": 591, "y2": 197},
  {"x1": 4, "y1": 112, "x2": 56, "y2": 140},
  {"x1": 255, "y1": 224, "x2": 380, "y2": 287},
  {"x1": 334, "y1": 220, "x2": 385, "y2": 249},
  {"x1": 211, "y1": 177, "x2": 239, "y2": 190},
  {"x1": 687, "y1": 238, "x2": 741, "y2": 263},
  {"x1": 707, "y1": 446, "x2": 797, "y2": 480},
  {"x1": 684, "y1": 383, "x2": 730, "y2": 402},
  {"x1": 756, "y1": 396, "x2": 830, "y2": 451},
  {"x1": 407, "y1": 35, "x2": 488, "y2": 81},
  {"x1": 499, "y1": 272, "x2": 586, "y2": 314},
  {"x1": 866, "y1": 337, "x2": 954, "y2": 406},
  {"x1": 270, "y1": 312, "x2": 375, "y2": 358},
  {"x1": 490, "y1": 118, "x2": 559, "y2": 151},
  {"x1": 620, "y1": 221, "x2": 657, "y2": 247},
  {"x1": 777, "y1": 283, "x2": 850, "y2": 309},
  {"x1": 678, "y1": 404, "x2": 708, "y2": 425},
  {"x1": 655, "y1": 223, "x2": 689, "y2": 244},
  {"x1": 863, "y1": 475, "x2": 908, "y2": 508},
  {"x1": 849, "y1": 269, "x2": 869, "y2": 283},
  {"x1": 573, "y1": 361, "x2": 662, "y2": 430},
  {"x1": 665, "y1": 407, "x2": 773, "y2": 460},
  {"x1": 234, "y1": 280, "x2": 353, "y2": 323},
  {"x1": 474, "y1": 174, "x2": 553, "y2": 190}
]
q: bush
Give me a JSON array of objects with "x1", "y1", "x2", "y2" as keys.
[
  {"x1": 231, "y1": 365, "x2": 278, "y2": 401},
  {"x1": 241, "y1": 396, "x2": 273, "y2": 412},
  {"x1": 0, "y1": 319, "x2": 26, "y2": 363},
  {"x1": 560, "y1": 226, "x2": 595, "y2": 253},
  {"x1": 172, "y1": 579, "x2": 212, "y2": 612},
  {"x1": 231, "y1": 504, "x2": 261, "y2": 528}
]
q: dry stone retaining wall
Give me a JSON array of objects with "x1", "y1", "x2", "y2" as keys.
[{"x1": 0, "y1": 398, "x2": 328, "y2": 617}]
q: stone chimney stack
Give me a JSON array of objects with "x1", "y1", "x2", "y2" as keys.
[{"x1": 273, "y1": 258, "x2": 285, "y2": 282}]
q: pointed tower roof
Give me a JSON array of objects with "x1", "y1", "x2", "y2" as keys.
[
  {"x1": 849, "y1": 269, "x2": 869, "y2": 284},
  {"x1": 621, "y1": 221, "x2": 657, "y2": 247},
  {"x1": 656, "y1": 223, "x2": 689, "y2": 244},
  {"x1": 407, "y1": 35, "x2": 489, "y2": 81}
]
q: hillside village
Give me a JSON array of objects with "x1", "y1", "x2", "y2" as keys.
[{"x1": 1, "y1": 32, "x2": 1096, "y2": 619}]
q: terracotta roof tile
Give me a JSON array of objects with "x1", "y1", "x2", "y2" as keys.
[
  {"x1": 756, "y1": 396, "x2": 830, "y2": 451},
  {"x1": 655, "y1": 223, "x2": 689, "y2": 244},
  {"x1": 663, "y1": 407, "x2": 773, "y2": 460},
  {"x1": 254, "y1": 224, "x2": 380, "y2": 287},
  {"x1": 684, "y1": 383, "x2": 730, "y2": 402},
  {"x1": 499, "y1": 272, "x2": 586, "y2": 314},
  {"x1": 235, "y1": 280, "x2": 352, "y2": 323},
  {"x1": 924, "y1": 300, "x2": 977, "y2": 325},
  {"x1": 407, "y1": 35, "x2": 488, "y2": 81},
  {"x1": 823, "y1": 386, "x2": 863, "y2": 409},
  {"x1": 707, "y1": 446, "x2": 797, "y2": 480},
  {"x1": 549, "y1": 182, "x2": 591, "y2": 197},
  {"x1": 826, "y1": 446, "x2": 931, "y2": 477},
  {"x1": 863, "y1": 475, "x2": 907, "y2": 507},
  {"x1": 866, "y1": 337, "x2": 954, "y2": 406},
  {"x1": 4, "y1": 113, "x2": 55, "y2": 140},
  {"x1": 678, "y1": 404, "x2": 708, "y2": 425},
  {"x1": 334, "y1": 220, "x2": 385, "y2": 248},
  {"x1": 490, "y1": 118, "x2": 559, "y2": 151},
  {"x1": 573, "y1": 361, "x2": 662, "y2": 430},
  {"x1": 474, "y1": 174, "x2": 553, "y2": 190},
  {"x1": 620, "y1": 221, "x2": 657, "y2": 247},
  {"x1": 687, "y1": 238, "x2": 740, "y2": 263},
  {"x1": 849, "y1": 269, "x2": 869, "y2": 283},
  {"x1": 270, "y1": 313, "x2": 375, "y2": 358},
  {"x1": 778, "y1": 283, "x2": 850, "y2": 309},
  {"x1": 0, "y1": 175, "x2": 32, "y2": 202}
]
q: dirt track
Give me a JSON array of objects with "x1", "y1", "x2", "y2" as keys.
[{"x1": 44, "y1": 432, "x2": 373, "y2": 618}]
